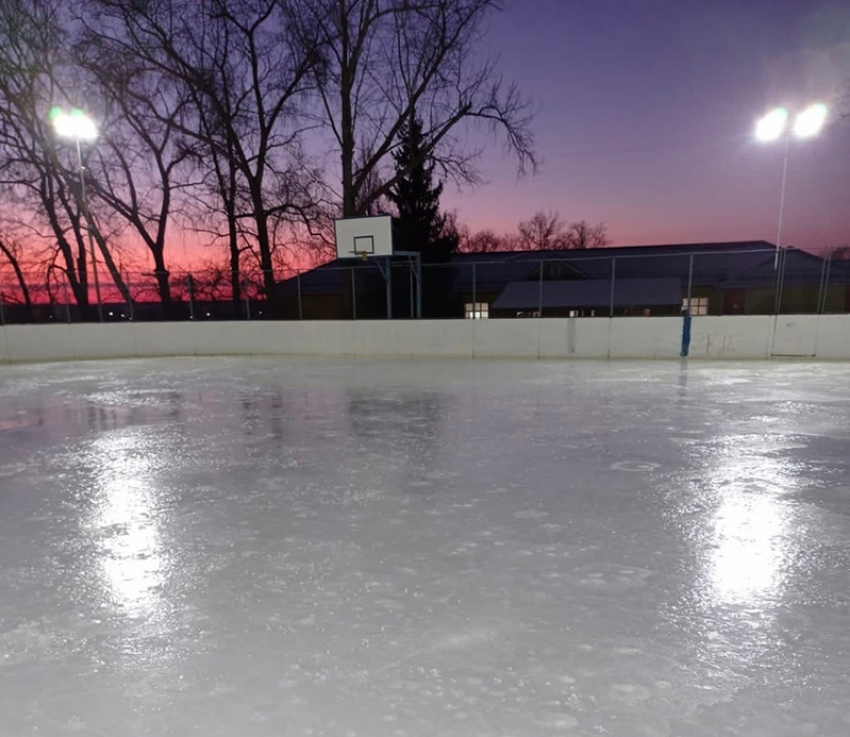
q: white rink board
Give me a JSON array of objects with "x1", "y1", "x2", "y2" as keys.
[{"x1": 2, "y1": 314, "x2": 850, "y2": 362}]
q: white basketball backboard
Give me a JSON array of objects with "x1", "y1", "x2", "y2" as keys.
[{"x1": 335, "y1": 215, "x2": 394, "y2": 259}]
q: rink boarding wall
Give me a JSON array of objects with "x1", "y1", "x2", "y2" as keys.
[{"x1": 1, "y1": 315, "x2": 850, "y2": 362}]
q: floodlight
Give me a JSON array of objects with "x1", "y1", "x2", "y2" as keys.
[
  {"x1": 50, "y1": 107, "x2": 98, "y2": 142},
  {"x1": 793, "y1": 103, "x2": 828, "y2": 138},
  {"x1": 755, "y1": 107, "x2": 788, "y2": 142}
]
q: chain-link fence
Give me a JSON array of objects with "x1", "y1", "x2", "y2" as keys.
[{"x1": 2, "y1": 247, "x2": 849, "y2": 325}]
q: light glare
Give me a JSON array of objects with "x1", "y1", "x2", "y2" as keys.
[
  {"x1": 793, "y1": 103, "x2": 828, "y2": 138},
  {"x1": 51, "y1": 107, "x2": 98, "y2": 142},
  {"x1": 755, "y1": 108, "x2": 788, "y2": 142}
]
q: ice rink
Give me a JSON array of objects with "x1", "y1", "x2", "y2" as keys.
[{"x1": 2, "y1": 356, "x2": 850, "y2": 737}]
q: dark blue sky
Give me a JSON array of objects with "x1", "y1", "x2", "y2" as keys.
[{"x1": 444, "y1": 0, "x2": 850, "y2": 250}]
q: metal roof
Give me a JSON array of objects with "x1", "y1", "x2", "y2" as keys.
[
  {"x1": 492, "y1": 278, "x2": 683, "y2": 311},
  {"x1": 279, "y1": 243, "x2": 850, "y2": 296}
]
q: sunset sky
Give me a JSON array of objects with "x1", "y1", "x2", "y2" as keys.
[{"x1": 443, "y1": 0, "x2": 850, "y2": 251}]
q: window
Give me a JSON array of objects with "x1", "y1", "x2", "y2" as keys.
[
  {"x1": 683, "y1": 297, "x2": 709, "y2": 316},
  {"x1": 465, "y1": 302, "x2": 489, "y2": 319}
]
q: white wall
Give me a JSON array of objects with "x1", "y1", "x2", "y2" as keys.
[
  {"x1": 1, "y1": 315, "x2": 849, "y2": 363},
  {"x1": 689, "y1": 316, "x2": 774, "y2": 359}
]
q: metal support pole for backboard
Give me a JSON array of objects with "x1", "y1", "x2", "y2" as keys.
[
  {"x1": 244, "y1": 278, "x2": 252, "y2": 320},
  {"x1": 0, "y1": 291, "x2": 5, "y2": 325},
  {"x1": 538, "y1": 260, "x2": 544, "y2": 317},
  {"x1": 350, "y1": 268, "x2": 357, "y2": 320},
  {"x1": 385, "y1": 257, "x2": 393, "y2": 320},
  {"x1": 609, "y1": 257, "x2": 617, "y2": 316},
  {"x1": 686, "y1": 254, "x2": 694, "y2": 315}
]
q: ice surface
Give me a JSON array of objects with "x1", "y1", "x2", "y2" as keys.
[{"x1": 1, "y1": 356, "x2": 850, "y2": 736}]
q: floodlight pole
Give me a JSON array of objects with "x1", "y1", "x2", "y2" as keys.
[
  {"x1": 75, "y1": 138, "x2": 103, "y2": 321},
  {"x1": 774, "y1": 132, "x2": 790, "y2": 270}
]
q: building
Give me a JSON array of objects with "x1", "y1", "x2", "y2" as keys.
[{"x1": 278, "y1": 241, "x2": 850, "y2": 320}]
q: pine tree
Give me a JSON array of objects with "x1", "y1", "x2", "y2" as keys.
[
  {"x1": 388, "y1": 116, "x2": 458, "y2": 265},
  {"x1": 387, "y1": 115, "x2": 459, "y2": 317}
]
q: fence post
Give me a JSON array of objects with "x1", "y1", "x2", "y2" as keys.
[
  {"x1": 774, "y1": 248, "x2": 786, "y2": 314},
  {"x1": 538, "y1": 259, "x2": 544, "y2": 317},
  {"x1": 125, "y1": 271, "x2": 134, "y2": 321},
  {"x1": 350, "y1": 267, "x2": 356, "y2": 320},
  {"x1": 0, "y1": 291, "x2": 5, "y2": 326},
  {"x1": 820, "y1": 254, "x2": 833, "y2": 314},
  {"x1": 296, "y1": 272, "x2": 303, "y2": 320},
  {"x1": 472, "y1": 262, "x2": 477, "y2": 319},
  {"x1": 187, "y1": 274, "x2": 195, "y2": 320},
  {"x1": 609, "y1": 257, "x2": 617, "y2": 316},
  {"x1": 416, "y1": 256, "x2": 422, "y2": 319},
  {"x1": 63, "y1": 281, "x2": 72, "y2": 323},
  {"x1": 409, "y1": 261, "x2": 414, "y2": 318},
  {"x1": 816, "y1": 256, "x2": 827, "y2": 315},
  {"x1": 686, "y1": 254, "x2": 694, "y2": 315}
]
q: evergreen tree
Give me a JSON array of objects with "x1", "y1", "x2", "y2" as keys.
[
  {"x1": 388, "y1": 116, "x2": 458, "y2": 263},
  {"x1": 388, "y1": 115, "x2": 459, "y2": 317}
]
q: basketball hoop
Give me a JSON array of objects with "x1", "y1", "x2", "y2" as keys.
[{"x1": 334, "y1": 216, "x2": 393, "y2": 261}]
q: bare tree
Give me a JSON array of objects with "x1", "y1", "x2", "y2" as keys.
[
  {"x1": 0, "y1": 0, "x2": 89, "y2": 311},
  {"x1": 566, "y1": 220, "x2": 610, "y2": 250},
  {"x1": 90, "y1": 0, "x2": 325, "y2": 313},
  {"x1": 0, "y1": 0, "x2": 135, "y2": 316},
  {"x1": 828, "y1": 245, "x2": 850, "y2": 260},
  {"x1": 72, "y1": 26, "x2": 200, "y2": 313},
  {"x1": 288, "y1": 0, "x2": 536, "y2": 217},
  {"x1": 460, "y1": 228, "x2": 506, "y2": 253},
  {"x1": 517, "y1": 210, "x2": 570, "y2": 250},
  {"x1": 0, "y1": 232, "x2": 34, "y2": 320}
]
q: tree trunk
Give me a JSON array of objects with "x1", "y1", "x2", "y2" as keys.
[
  {"x1": 253, "y1": 206, "x2": 278, "y2": 318},
  {"x1": 91, "y1": 227, "x2": 133, "y2": 308},
  {"x1": 0, "y1": 240, "x2": 34, "y2": 322},
  {"x1": 339, "y1": 4, "x2": 357, "y2": 217},
  {"x1": 229, "y1": 225, "x2": 241, "y2": 319},
  {"x1": 151, "y1": 247, "x2": 172, "y2": 318}
]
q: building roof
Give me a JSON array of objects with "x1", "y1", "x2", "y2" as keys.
[
  {"x1": 492, "y1": 278, "x2": 683, "y2": 311},
  {"x1": 278, "y1": 241, "x2": 850, "y2": 296}
]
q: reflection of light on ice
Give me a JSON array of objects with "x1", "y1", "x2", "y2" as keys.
[
  {"x1": 88, "y1": 431, "x2": 167, "y2": 619},
  {"x1": 709, "y1": 495, "x2": 788, "y2": 604},
  {"x1": 702, "y1": 440, "x2": 798, "y2": 607}
]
